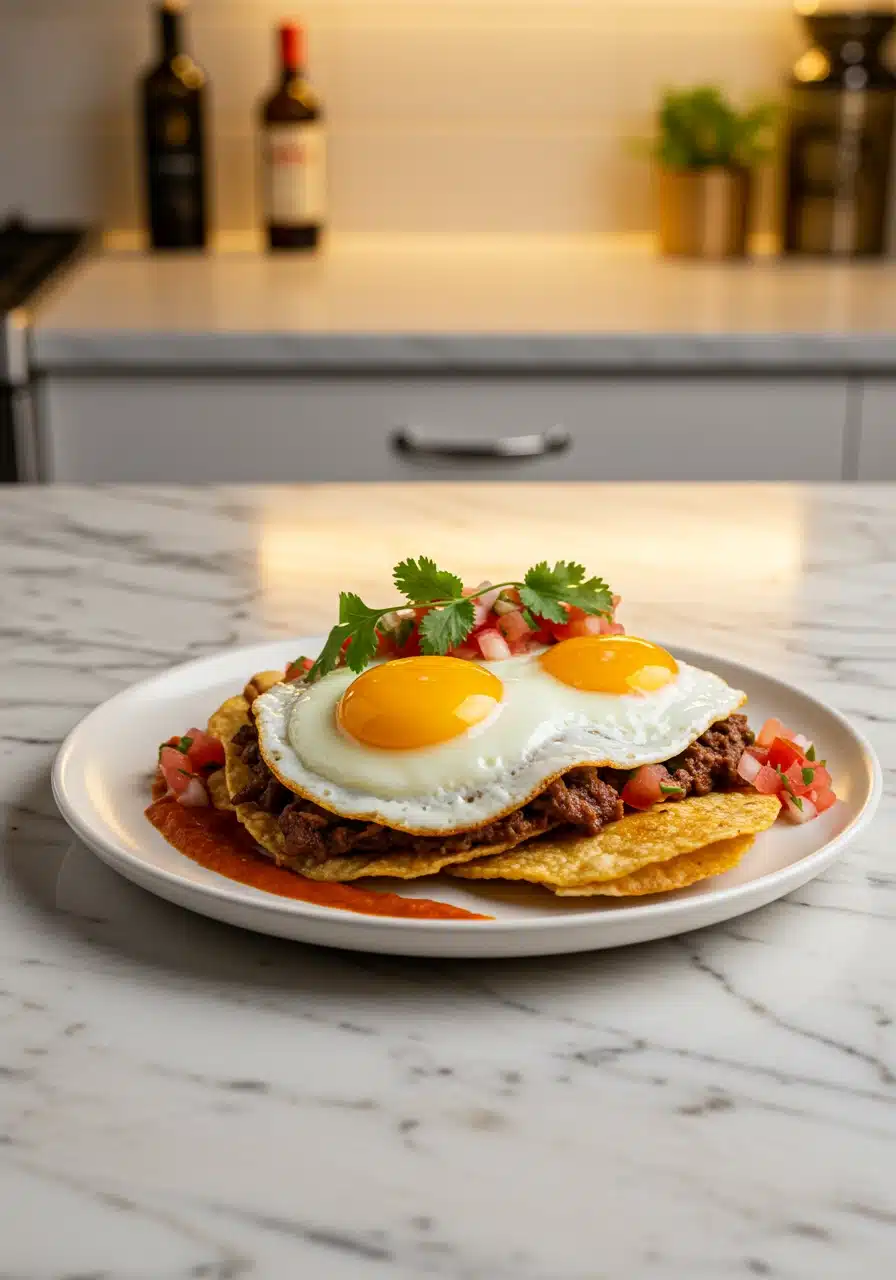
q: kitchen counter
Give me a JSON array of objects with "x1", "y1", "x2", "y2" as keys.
[
  {"x1": 30, "y1": 236, "x2": 896, "y2": 372},
  {"x1": 2, "y1": 482, "x2": 894, "y2": 1279}
]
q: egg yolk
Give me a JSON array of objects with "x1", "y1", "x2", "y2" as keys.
[
  {"x1": 337, "y1": 656, "x2": 503, "y2": 750},
  {"x1": 539, "y1": 634, "x2": 678, "y2": 694}
]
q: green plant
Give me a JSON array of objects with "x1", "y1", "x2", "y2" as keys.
[{"x1": 645, "y1": 86, "x2": 777, "y2": 170}]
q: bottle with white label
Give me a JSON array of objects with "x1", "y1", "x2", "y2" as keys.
[{"x1": 259, "y1": 21, "x2": 325, "y2": 250}]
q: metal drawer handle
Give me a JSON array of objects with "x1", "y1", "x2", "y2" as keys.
[{"x1": 391, "y1": 427, "x2": 571, "y2": 461}]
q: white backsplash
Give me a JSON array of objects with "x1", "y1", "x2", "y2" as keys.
[{"x1": 0, "y1": 0, "x2": 800, "y2": 235}]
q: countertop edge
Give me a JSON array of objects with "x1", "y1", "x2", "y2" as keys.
[{"x1": 29, "y1": 330, "x2": 896, "y2": 375}]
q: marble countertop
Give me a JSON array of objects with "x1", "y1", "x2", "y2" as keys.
[
  {"x1": 30, "y1": 236, "x2": 896, "y2": 373},
  {"x1": 2, "y1": 482, "x2": 894, "y2": 1279}
]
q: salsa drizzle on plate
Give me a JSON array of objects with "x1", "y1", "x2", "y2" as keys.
[{"x1": 145, "y1": 793, "x2": 490, "y2": 922}]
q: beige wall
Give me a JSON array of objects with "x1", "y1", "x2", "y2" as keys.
[{"x1": 0, "y1": 0, "x2": 801, "y2": 235}]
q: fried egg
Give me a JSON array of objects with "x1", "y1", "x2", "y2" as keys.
[{"x1": 253, "y1": 636, "x2": 745, "y2": 834}]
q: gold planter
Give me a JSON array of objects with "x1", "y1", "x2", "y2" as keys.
[{"x1": 657, "y1": 166, "x2": 752, "y2": 258}]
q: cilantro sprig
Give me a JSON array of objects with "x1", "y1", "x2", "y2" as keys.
[{"x1": 308, "y1": 557, "x2": 614, "y2": 681}]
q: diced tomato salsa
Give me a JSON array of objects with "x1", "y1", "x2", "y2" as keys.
[
  {"x1": 374, "y1": 588, "x2": 624, "y2": 664},
  {"x1": 735, "y1": 719, "x2": 837, "y2": 823},
  {"x1": 157, "y1": 726, "x2": 226, "y2": 808},
  {"x1": 619, "y1": 717, "x2": 836, "y2": 826}
]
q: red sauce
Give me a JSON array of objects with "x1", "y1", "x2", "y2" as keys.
[{"x1": 145, "y1": 795, "x2": 489, "y2": 921}]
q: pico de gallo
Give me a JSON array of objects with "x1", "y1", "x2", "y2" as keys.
[
  {"x1": 371, "y1": 585, "x2": 625, "y2": 665},
  {"x1": 619, "y1": 717, "x2": 837, "y2": 824},
  {"x1": 735, "y1": 718, "x2": 837, "y2": 823},
  {"x1": 157, "y1": 727, "x2": 226, "y2": 807}
]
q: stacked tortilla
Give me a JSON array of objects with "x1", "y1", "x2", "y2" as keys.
[{"x1": 207, "y1": 671, "x2": 779, "y2": 899}]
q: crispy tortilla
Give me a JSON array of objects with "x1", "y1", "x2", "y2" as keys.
[
  {"x1": 206, "y1": 767, "x2": 234, "y2": 813},
  {"x1": 207, "y1": 694, "x2": 541, "y2": 881},
  {"x1": 209, "y1": 695, "x2": 288, "y2": 861},
  {"x1": 243, "y1": 669, "x2": 285, "y2": 707},
  {"x1": 449, "y1": 792, "x2": 780, "y2": 888},
  {"x1": 552, "y1": 833, "x2": 753, "y2": 897}
]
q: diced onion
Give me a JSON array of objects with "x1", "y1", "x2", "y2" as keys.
[
  {"x1": 493, "y1": 597, "x2": 517, "y2": 616},
  {"x1": 179, "y1": 776, "x2": 209, "y2": 807},
  {"x1": 756, "y1": 717, "x2": 787, "y2": 747},
  {"x1": 781, "y1": 793, "x2": 817, "y2": 824},
  {"x1": 465, "y1": 581, "x2": 500, "y2": 613},
  {"x1": 477, "y1": 629, "x2": 512, "y2": 662},
  {"x1": 471, "y1": 599, "x2": 491, "y2": 628},
  {"x1": 737, "y1": 751, "x2": 762, "y2": 784},
  {"x1": 791, "y1": 733, "x2": 813, "y2": 753}
]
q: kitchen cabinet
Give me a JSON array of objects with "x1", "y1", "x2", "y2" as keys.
[
  {"x1": 857, "y1": 380, "x2": 896, "y2": 480},
  {"x1": 38, "y1": 374, "x2": 850, "y2": 483}
]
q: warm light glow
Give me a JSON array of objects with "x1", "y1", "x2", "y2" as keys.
[
  {"x1": 794, "y1": 49, "x2": 830, "y2": 83},
  {"x1": 254, "y1": 486, "x2": 808, "y2": 639},
  {"x1": 540, "y1": 635, "x2": 678, "y2": 695},
  {"x1": 337, "y1": 656, "x2": 502, "y2": 750}
]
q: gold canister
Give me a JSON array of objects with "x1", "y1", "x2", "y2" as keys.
[{"x1": 657, "y1": 166, "x2": 752, "y2": 258}]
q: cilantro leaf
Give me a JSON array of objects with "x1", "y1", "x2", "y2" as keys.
[
  {"x1": 393, "y1": 556, "x2": 464, "y2": 605},
  {"x1": 344, "y1": 622, "x2": 381, "y2": 673},
  {"x1": 805, "y1": 743, "x2": 816, "y2": 762},
  {"x1": 566, "y1": 575, "x2": 613, "y2": 617},
  {"x1": 308, "y1": 622, "x2": 352, "y2": 682},
  {"x1": 338, "y1": 591, "x2": 380, "y2": 627},
  {"x1": 177, "y1": 735, "x2": 194, "y2": 754},
  {"x1": 336, "y1": 591, "x2": 385, "y2": 672},
  {"x1": 801, "y1": 766, "x2": 815, "y2": 786},
  {"x1": 419, "y1": 599, "x2": 476, "y2": 655},
  {"x1": 520, "y1": 560, "x2": 611, "y2": 622},
  {"x1": 519, "y1": 561, "x2": 570, "y2": 623}
]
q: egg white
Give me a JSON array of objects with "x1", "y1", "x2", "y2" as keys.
[{"x1": 253, "y1": 652, "x2": 746, "y2": 835}]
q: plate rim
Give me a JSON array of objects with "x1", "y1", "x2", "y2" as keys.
[{"x1": 51, "y1": 638, "x2": 883, "y2": 936}]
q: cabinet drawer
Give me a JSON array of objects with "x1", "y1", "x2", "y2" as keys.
[
  {"x1": 41, "y1": 375, "x2": 848, "y2": 483},
  {"x1": 857, "y1": 380, "x2": 896, "y2": 480}
]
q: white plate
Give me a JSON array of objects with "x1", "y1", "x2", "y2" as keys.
[{"x1": 52, "y1": 639, "x2": 881, "y2": 958}]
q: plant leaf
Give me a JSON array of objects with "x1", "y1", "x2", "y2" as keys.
[
  {"x1": 308, "y1": 622, "x2": 352, "y2": 682},
  {"x1": 393, "y1": 556, "x2": 464, "y2": 604},
  {"x1": 419, "y1": 599, "x2": 476, "y2": 655}
]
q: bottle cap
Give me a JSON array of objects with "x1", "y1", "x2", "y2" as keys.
[{"x1": 279, "y1": 21, "x2": 305, "y2": 71}]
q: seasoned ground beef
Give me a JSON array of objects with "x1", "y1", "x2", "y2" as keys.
[{"x1": 230, "y1": 713, "x2": 752, "y2": 866}]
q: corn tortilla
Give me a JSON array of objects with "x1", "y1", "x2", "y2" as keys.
[
  {"x1": 243, "y1": 669, "x2": 285, "y2": 707},
  {"x1": 449, "y1": 792, "x2": 780, "y2": 888},
  {"x1": 206, "y1": 767, "x2": 234, "y2": 813},
  {"x1": 207, "y1": 694, "x2": 543, "y2": 881},
  {"x1": 553, "y1": 833, "x2": 753, "y2": 897}
]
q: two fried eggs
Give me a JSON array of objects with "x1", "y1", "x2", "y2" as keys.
[{"x1": 254, "y1": 635, "x2": 745, "y2": 834}]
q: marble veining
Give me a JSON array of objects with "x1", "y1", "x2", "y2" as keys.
[{"x1": 1, "y1": 482, "x2": 894, "y2": 1280}]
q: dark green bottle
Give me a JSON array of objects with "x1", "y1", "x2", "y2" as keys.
[
  {"x1": 782, "y1": 6, "x2": 896, "y2": 256},
  {"x1": 141, "y1": 1, "x2": 209, "y2": 249}
]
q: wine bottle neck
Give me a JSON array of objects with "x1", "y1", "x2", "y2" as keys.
[
  {"x1": 279, "y1": 26, "x2": 305, "y2": 82},
  {"x1": 160, "y1": 6, "x2": 183, "y2": 61}
]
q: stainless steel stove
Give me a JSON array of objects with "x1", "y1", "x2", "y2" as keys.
[{"x1": 0, "y1": 217, "x2": 89, "y2": 480}]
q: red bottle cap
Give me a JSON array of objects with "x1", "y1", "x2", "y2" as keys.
[{"x1": 279, "y1": 22, "x2": 304, "y2": 72}]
